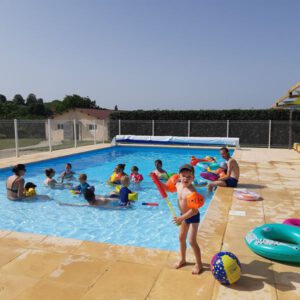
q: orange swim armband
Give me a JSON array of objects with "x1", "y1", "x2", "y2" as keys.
[
  {"x1": 165, "y1": 174, "x2": 179, "y2": 193},
  {"x1": 187, "y1": 192, "x2": 205, "y2": 209}
]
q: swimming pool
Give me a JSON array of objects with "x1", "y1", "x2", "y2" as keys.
[{"x1": 0, "y1": 146, "x2": 231, "y2": 251}]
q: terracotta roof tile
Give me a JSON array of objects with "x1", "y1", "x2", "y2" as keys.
[{"x1": 76, "y1": 108, "x2": 114, "y2": 119}]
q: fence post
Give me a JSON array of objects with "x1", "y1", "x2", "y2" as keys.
[
  {"x1": 187, "y1": 120, "x2": 190, "y2": 137},
  {"x1": 226, "y1": 120, "x2": 229, "y2": 138},
  {"x1": 288, "y1": 110, "x2": 293, "y2": 149},
  {"x1": 268, "y1": 120, "x2": 271, "y2": 149},
  {"x1": 118, "y1": 119, "x2": 121, "y2": 135},
  {"x1": 152, "y1": 120, "x2": 155, "y2": 136},
  {"x1": 93, "y1": 120, "x2": 96, "y2": 145},
  {"x1": 14, "y1": 119, "x2": 19, "y2": 157},
  {"x1": 102, "y1": 119, "x2": 105, "y2": 143},
  {"x1": 73, "y1": 119, "x2": 77, "y2": 148},
  {"x1": 48, "y1": 119, "x2": 52, "y2": 152}
]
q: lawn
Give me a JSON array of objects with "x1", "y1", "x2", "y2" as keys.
[{"x1": 0, "y1": 138, "x2": 43, "y2": 150}]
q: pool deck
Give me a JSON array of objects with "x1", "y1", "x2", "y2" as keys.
[{"x1": 0, "y1": 146, "x2": 299, "y2": 299}]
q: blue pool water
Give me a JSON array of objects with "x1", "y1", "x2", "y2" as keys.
[{"x1": 0, "y1": 146, "x2": 230, "y2": 251}]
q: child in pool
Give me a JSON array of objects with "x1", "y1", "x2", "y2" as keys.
[
  {"x1": 152, "y1": 159, "x2": 168, "y2": 180},
  {"x1": 172, "y1": 164, "x2": 203, "y2": 275},
  {"x1": 73, "y1": 174, "x2": 94, "y2": 194},
  {"x1": 109, "y1": 164, "x2": 127, "y2": 184},
  {"x1": 130, "y1": 166, "x2": 143, "y2": 184},
  {"x1": 117, "y1": 175, "x2": 132, "y2": 206},
  {"x1": 59, "y1": 188, "x2": 119, "y2": 208},
  {"x1": 44, "y1": 168, "x2": 58, "y2": 187},
  {"x1": 24, "y1": 182, "x2": 37, "y2": 197},
  {"x1": 60, "y1": 163, "x2": 75, "y2": 182},
  {"x1": 45, "y1": 168, "x2": 70, "y2": 189},
  {"x1": 84, "y1": 188, "x2": 119, "y2": 206}
]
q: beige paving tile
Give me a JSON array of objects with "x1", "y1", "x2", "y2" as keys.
[
  {"x1": 199, "y1": 217, "x2": 227, "y2": 237},
  {"x1": 276, "y1": 284, "x2": 300, "y2": 300},
  {"x1": 45, "y1": 254, "x2": 109, "y2": 286},
  {"x1": 74, "y1": 241, "x2": 170, "y2": 267},
  {"x1": 166, "y1": 250, "x2": 213, "y2": 272},
  {"x1": 0, "y1": 273, "x2": 38, "y2": 300},
  {"x1": 223, "y1": 223, "x2": 255, "y2": 240},
  {"x1": 222, "y1": 236, "x2": 259, "y2": 258},
  {"x1": 265, "y1": 215, "x2": 298, "y2": 224},
  {"x1": 35, "y1": 236, "x2": 83, "y2": 253},
  {"x1": 0, "y1": 231, "x2": 47, "y2": 248},
  {"x1": 16, "y1": 279, "x2": 88, "y2": 300},
  {"x1": 0, "y1": 249, "x2": 67, "y2": 278},
  {"x1": 227, "y1": 214, "x2": 265, "y2": 227},
  {"x1": 0, "y1": 230, "x2": 11, "y2": 238},
  {"x1": 197, "y1": 231, "x2": 223, "y2": 255},
  {"x1": 148, "y1": 267, "x2": 214, "y2": 300},
  {"x1": 230, "y1": 202, "x2": 264, "y2": 217},
  {"x1": 212, "y1": 275, "x2": 277, "y2": 300},
  {"x1": 272, "y1": 262, "x2": 300, "y2": 291},
  {"x1": 81, "y1": 261, "x2": 161, "y2": 300},
  {"x1": 0, "y1": 245, "x2": 26, "y2": 268}
]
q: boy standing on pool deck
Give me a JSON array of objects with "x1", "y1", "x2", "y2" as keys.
[{"x1": 173, "y1": 164, "x2": 203, "y2": 274}]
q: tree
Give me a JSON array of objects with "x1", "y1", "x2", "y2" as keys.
[
  {"x1": 61, "y1": 94, "x2": 98, "y2": 111},
  {"x1": 37, "y1": 98, "x2": 44, "y2": 104},
  {"x1": 114, "y1": 105, "x2": 118, "y2": 111},
  {"x1": 0, "y1": 94, "x2": 7, "y2": 103},
  {"x1": 28, "y1": 103, "x2": 46, "y2": 116},
  {"x1": 26, "y1": 93, "x2": 38, "y2": 105},
  {"x1": 12, "y1": 94, "x2": 25, "y2": 105}
]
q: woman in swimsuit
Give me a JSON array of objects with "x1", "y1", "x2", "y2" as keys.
[{"x1": 6, "y1": 164, "x2": 27, "y2": 200}]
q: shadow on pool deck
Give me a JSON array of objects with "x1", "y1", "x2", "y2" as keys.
[
  {"x1": 237, "y1": 183, "x2": 267, "y2": 189},
  {"x1": 229, "y1": 260, "x2": 300, "y2": 292}
]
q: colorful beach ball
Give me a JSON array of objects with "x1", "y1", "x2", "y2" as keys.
[{"x1": 210, "y1": 251, "x2": 241, "y2": 285}]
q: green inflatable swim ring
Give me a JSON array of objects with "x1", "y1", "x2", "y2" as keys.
[{"x1": 245, "y1": 223, "x2": 300, "y2": 263}]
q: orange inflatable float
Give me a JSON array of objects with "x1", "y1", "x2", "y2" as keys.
[
  {"x1": 190, "y1": 156, "x2": 216, "y2": 166},
  {"x1": 187, "y1": 192, "x2": 205, "y2": 209},
  {"x1": 165, "y1": 174, "x2": 179, "y2": 193}
]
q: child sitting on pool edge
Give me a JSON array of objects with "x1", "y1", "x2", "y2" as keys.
[{"x1": 172, "y1": 164, "x2": 204, "y2": 275}]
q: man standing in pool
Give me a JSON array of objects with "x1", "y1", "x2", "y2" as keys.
[{"x1": 207, "y1": 147, "x2": 240, "y2": 192}]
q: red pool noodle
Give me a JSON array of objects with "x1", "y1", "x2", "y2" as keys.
[{"x1": 150, "y1": 173, "x2": 167, "y2": 198}]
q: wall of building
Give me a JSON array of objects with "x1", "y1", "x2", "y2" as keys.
[{"x1": 45, "y1": 110, "x2": 109, "y2": 142}]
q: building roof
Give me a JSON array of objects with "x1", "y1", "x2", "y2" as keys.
[
  {"x1": 53, "y1": 108, "x2": 115, "y2": 119},
  {"x1": 273, "y1": 82, "x2": 300, "y2": 109},
  {"x1": 76, "y1": 108, "x2": 114, "y2": 119}
]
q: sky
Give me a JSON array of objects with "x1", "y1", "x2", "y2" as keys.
[{"x1": 0, "y1": 0, "x2": 299, "y2": 110}]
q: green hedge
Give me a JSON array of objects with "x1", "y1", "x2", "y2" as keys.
[{"x1": 110, "y1": 109, "x2": 300, "y2": 121}]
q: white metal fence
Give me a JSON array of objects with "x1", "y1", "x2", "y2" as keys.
[
  {"x1": 1, "y1": 119, "x2": 299, "y2": 159},
  {"x1": 0, "y1": 119, "x2": 108, "y2": 158},
  {"x1": 109, "y1": 119, "x2": 300, "y2": 149}
]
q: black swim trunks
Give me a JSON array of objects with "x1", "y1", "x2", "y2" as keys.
[{"x1": 184, "y1": 212, "x2": 200, "y2": 224}]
